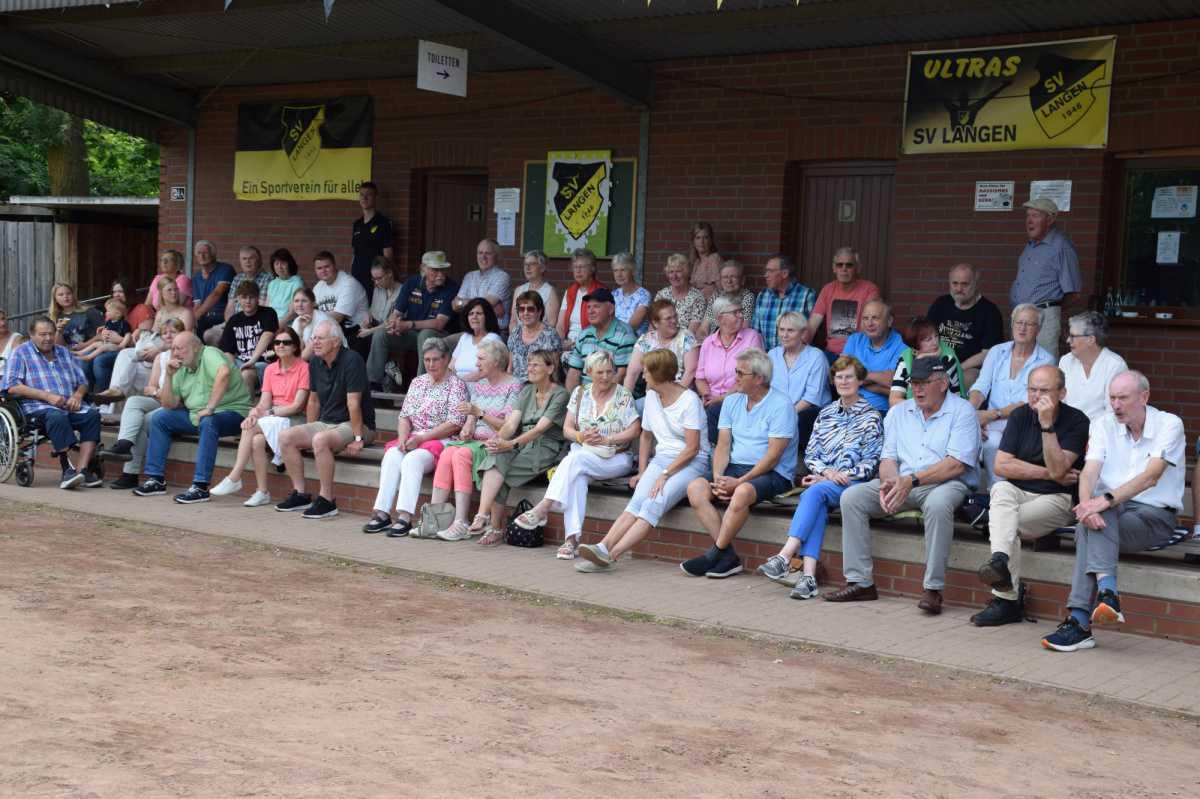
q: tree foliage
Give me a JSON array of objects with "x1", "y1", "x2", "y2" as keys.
[{"x1": 0, "y1": 94, "x2": 159, "y2": 198}]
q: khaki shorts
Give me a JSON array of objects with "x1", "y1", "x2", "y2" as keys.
[{"x1": 293, "y1": 421, "x2": 376, "y2": 449}]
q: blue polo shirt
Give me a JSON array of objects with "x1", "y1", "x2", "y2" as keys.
[
  {"x1": 843, "y1": 329, "x2": 906, "y2": 413},
  {"x1": 191, "y1": 261, "x2": 236, "y2": 316},
  {"x1": 718, "y1": 387, "x2": 799, "y2": 480},
  {"x1": 881, "y1": 392, "x2": 981, "y2": 488},
  {"x1": 768, "y1": 345, "x2": 830, "y2": 407},
  {"x1": 393, "y1": 274, "x2": 460, "y2": 326}
]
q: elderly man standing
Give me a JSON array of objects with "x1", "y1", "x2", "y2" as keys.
[
  {"x1": 827, "y1": 357, "x2": 980, "y2": 614},
  {"x1": 132, "y1": 332, "x2": 252, "y2": 504},
  {"x1": 191, "y1": 240, "x2": 236, "y2": 342},
  {"x1": 564, "y1": 287, "x2": 637, "y2": 391},
  {"x1": 842, "y1": 299, "x2": 907, "y2": 414},
  {"x1": 1042, "y1": 371, "x2": 1185, "y2": 652},
  {"x1": 1010, "y1": 198, "x2": 1081, "y2": 357},
  {"x1": 683, "y1": 348, "x2": 797, "y2": 579},
  {"x1": 806, "y1": 247, "x2": 880, "y2": 357},
  {"x1": 927, "y1": 263, "x2": 1003, "y2": 387},
  {"x1": 969, "y1": 303, "x2": 1054, "y2": 487},
  {"x1": 753, "y1": 254, "x2": 815, "y2": 351},
  {"x1": 350, "y1": 181, "x2": 395, "y2": 298},
  {"x1": 972, "y1": 365, "x2": 1089, "y2": 627},
  {"x1": 1, "y1": 316, "x2": 102, "y2": 489},
  {"x1": 367, "y1": 250, "x2": 459, "y2": 387},
  {"x1": 453, "y1": 238, "x2": 513, "y2": 333},
  {"x1": 275, "y1": 320, "x2": 376, "y2": 520}
]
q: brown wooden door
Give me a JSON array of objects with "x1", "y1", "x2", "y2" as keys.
[
  {"x1": 418, "y1": 171, "x2": 488, "y2": 283},
  {"x1": 790, "y1": 161, "x2": 895, "y2": 295}
]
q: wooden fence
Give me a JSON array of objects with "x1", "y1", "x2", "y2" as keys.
[{"x1": 0, "y1": 214, "x2": 55, "y2": 322}]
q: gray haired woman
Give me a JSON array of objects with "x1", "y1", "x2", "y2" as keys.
[
  {"x1": 1059, "y1": 310, "x2": 1128, "y2": 421},
  {"x1": 701, "y1": 260, "x2": 756, "y2": 335}
]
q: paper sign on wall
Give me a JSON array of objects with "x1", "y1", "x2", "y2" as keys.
[
  {"x1": 1151, "y1": 186, "x2": 1198, "y2": 219},
  {"x1": 417, "y1": 40, "x2": 468, "y2": 97},
  {"x1": 974, "y1": 181, "x2": 1014, "y2": 211},
  {"x1": 494, "y1": 188, "x2": 520, "y2": 215},
  {"x1": 1157, "y1": 231, "x2": 1181, "y2": 264},
  {"x1": 1030, "y1": 180, "x2": 1072, "y2": 212}
]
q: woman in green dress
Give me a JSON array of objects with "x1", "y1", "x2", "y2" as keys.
[{"x1": 473, "y1": 348, "x2": 570, "y2": 544}]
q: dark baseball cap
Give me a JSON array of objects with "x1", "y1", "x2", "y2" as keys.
[
  {"x1": 583, "y1": 287, "x2": 615, "y2": 304},
  {"x1": 910, "y1": 356, "x2": 947, "y2": 381}
]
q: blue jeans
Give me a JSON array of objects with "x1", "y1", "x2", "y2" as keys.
[
  {"x1": 786, "y1": 479, "x2": 859, "y2": 560},
  {"x1": 84, "y1": 350, "x2": 121, "y2": 392},
  {"x1": 28, "y1": 407, "x2": 102, "y2": 454},
  {"x1": 144, "y1": 407, "x2": 244, "y2": 485}
]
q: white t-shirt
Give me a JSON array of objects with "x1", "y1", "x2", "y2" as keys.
[
  {"x1": 1087, "y1": 405, "x2": 1186, "y2": 511},
  {"x1": 451, "y1": 332, "x2": 503, "y2": 379},
  {"x1": 642, "y1": 388, "x2": 711, "y2": 461},
  {"x1": 149, "y1": 350, "x2": 172, "y2": 392},
  {"x1": 293, "y1": 310, "x2": 347, "y2": 347},
  {"x1": 1060, "y1": 347, "x2": 1127, "y2": 421},
  {"x1": 314, "y1": 270, "x2": 370, "y2": 328},
  {"x1": 516, "y1": 281, "x2": 555, "y2": 310}
]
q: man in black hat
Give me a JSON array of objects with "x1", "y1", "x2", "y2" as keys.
[
  {"x1": 826, "y1": 356, "x2": 981, "y2": 615},
  {"x1": 564, "y1": 287, "x2": 637, "y2": 390}
]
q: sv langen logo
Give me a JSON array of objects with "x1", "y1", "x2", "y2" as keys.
[
  {"x1": 1030, "y1": 53, "x2": 1107, "y2": 139},
  {"x1": 552, "y1": 161, "x2": 608, "y2": 240},
  {"x1": 281, "y1": 105, "x2": 326, "y2": 177}
]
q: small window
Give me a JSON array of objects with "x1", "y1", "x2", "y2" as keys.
[{"x1": 1110, "y1": 157, "x2": 1200, "y2": 310}]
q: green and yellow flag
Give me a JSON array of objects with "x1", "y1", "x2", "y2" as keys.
[
  {"x1": 903, "y1": 36, "x2": 1115, "y2": 154},
  {"x1": 233, "y1": 96, "x2": 372, "y2": 201},
  {"x1": 544, "y1": 150, "x2": 612, "y2": 257}
]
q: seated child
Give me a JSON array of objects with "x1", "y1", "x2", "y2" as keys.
[{"x1": 73, "y1": 298, "x2": 132, "y2": 360}]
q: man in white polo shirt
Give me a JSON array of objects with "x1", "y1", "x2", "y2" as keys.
[{"x1": 1042, "y1": 370, "x2": 1185, "y2": 653}]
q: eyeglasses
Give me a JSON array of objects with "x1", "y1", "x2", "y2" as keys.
[
  {"x1": 734, "y1": 369, "x2": 754, "y2": 377},
  {"x1": 834, "y1": 262, "x2": 856, "y2": 268},
  {"x1": 1065, "y1": 333, "x2": 1092, "y2": 340},
  {"x1": 274, "y1": 339, "x2": 296, "y2": 347},
  {"x1": 518, "y1": 306, "x2": 539, "y2": 313},
  {"x1": 1013, "y1": 321, "x2": 1039, "y2": 329}
]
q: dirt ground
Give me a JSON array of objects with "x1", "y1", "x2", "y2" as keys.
[{"x1": 1, "y1": 504, "x2": 1196, "y2": 799}]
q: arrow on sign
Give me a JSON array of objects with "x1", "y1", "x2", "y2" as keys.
[{"x1": 437, "y1": 70, "x2": 450, "y2": 79}]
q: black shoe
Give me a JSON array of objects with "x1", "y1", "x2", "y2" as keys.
[
  {"x1": 302, "y1": 495, "x2": 338, "y2": 520},
  {"x1": 705, "y1": 546, "x2": 743, "y2": 579},
  {"x1": 1042, "y1": 616, "x2": 1096, "y2": 652},
  {"x1": 680, "y1": 545, "x2": 721, "y2": 577},
  {"x1": 275, "y1": 491, "x2": 312, "y2": 512},
  {"x1": 977, "y1": 552, "x2": 1012, "y2": 591},
  {"x1": 99, "y1": 439, "x2": 134, "y2": 462},
  {"x1": 59, "y1": 468, "x2": 84, "y2": 490},
  {"x1": 174, "y1": 484, "x2": 211, "y2": 504},
  {"x1": 386, "y1": 520, "x2": 412, "y2": 538},
  {"x1": 84, "y1": 464, "x2": 104, "y2": 488},
  {"x1": 1091, "y1": 590, "x2": 1125, "y2": 625},
  {"x1": 971, "y1": 596, "x2": 1024, "y2": 627},
  {"x1": 275, "y1": 462, "x2": 287, "y2": 474},
  {"x1": 133, "y1": 477, "x2": 167, "y2": 496},
  {"x1": 363, "y1": 513, "x2": 392, "y2": 534},
  {"x1": 110, "y1": 472, "x2": 139, "y2": 490}
]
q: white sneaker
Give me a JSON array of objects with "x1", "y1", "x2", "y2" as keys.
[
  {"x1": 436, "y1": 520, "x2": 472, "y2": 541},
  {"x1": 211, "y1": 476, "x2": 244, "y2": 496},
  {"x1": 243, "y1": 490, "x2": 272, "y2": 507}
]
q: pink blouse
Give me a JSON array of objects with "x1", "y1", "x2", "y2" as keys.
[{"x1": 695, "y1": 327, "x2": 764, "y2": 398}]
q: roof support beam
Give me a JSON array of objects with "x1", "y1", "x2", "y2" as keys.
[
  {"x1": 428, "y1": 0, "x2": 652, "y2": 108},
  {"x1": 0, "y1": 29, "x2": 195, "y2": 128}
]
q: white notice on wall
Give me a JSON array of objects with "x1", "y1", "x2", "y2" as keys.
[
  {"x1": 1156, "y1": 231, "x2": 1181, "y2": 265},
  {"x1": 1030, "y1": 180, "x2": 1072, "y2": 212},
  {"x1": 494, "y1": 187, "x2": 520, "y2": 215},
  {"x1": 497, "y1": 211, "x2": 517, "y2": 247},
  {"x1": 417, "y1": 40, "x2": 468, "y2": 97},
  {"x1": 1151, "y1": 185, "x2": 1198, "y2": 219},
  {"x1": 974, "y1": 181, "x2": 1015, "y2": 212}
]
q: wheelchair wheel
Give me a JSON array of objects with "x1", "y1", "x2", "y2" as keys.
[
  {"x1": 0, "y1": 405, "x2": 19, "y2": 485},
  {"x1": 15, "y1": 460, "x2": 33, "y2": 487}
]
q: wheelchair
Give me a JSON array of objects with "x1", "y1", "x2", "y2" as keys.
[{"x1": 0, "y1": 392, "x2": 42, "y2": 487}]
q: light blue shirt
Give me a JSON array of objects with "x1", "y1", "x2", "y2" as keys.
[
  {"x1": 843, "y1": 329, "x2": 906, "y2": 413},
  {"x1": 882, "y1": 392, "x2": 981, "y2": 488},
  {"x1": 971, "y1": 340, "x2": 1053, "y2": 411},
  {"x1": 768, "y1": 345, "x2": 830, "y2": 408},
  {"x1": 718, "y1": 387, "x2": 798, "y2": 480}
]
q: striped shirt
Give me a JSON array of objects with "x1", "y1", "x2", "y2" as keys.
[
  {"x1": 804, "y1": 396, "x2": 883, "y2": 481},
  {"x1": 565, "y1": 318, "x2": 637, "y2": 382},
  {"x1": 753, "y1": 280, "x2": 816, "y2": 350},
  {"x1": 0, "y1": 341, "x2": 90, "y2": 414}
]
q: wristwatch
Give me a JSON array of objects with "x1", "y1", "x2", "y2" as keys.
[
  {"x1": 1103, "y1": 491, "x2": 1116, "y2": 504},
  {"x1": 1040, "y1": 425, "x2": 1055, "y2": 434},
  {"x1": 354, "y1": 435, "x2": 363, "y2": 443},
  {"x1": 910, "y1": 474, "x2": 921, "y2": 487}
]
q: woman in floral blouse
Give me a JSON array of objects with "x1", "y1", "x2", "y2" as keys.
[
  {"x1": 624, "y1": 298, "x2": 698, "y2": 398},
  {"x1": 429, "y1": 340, "x2": 524, "y2": 540},
  {"x1": 610, "y1": 252, "x2": 651, "y2": 335},
  {"x1": 654, "y1": 253, "x2": 706, "y2": 337},
  {"x1": 512, "y1": 349, "x2": 642, "y2": 559},
  {"x1": 756, "y1": 355, "x2": 883, "y2": 599},
  {"x1": 507, "y1": 290, "x2": 562, "y2": 381},
  {"x1": 363, "y1": 337, "x2": 468, "y2": 536}
]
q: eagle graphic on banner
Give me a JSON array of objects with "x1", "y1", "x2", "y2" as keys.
[
  {"x1": 281, "y1": 104, "x2": 326, "y2": 177},
  {"x1": 1029, "y1": 53, "x2": 1107, "y2": 139},
  {"x1": 551, "y1": 160, "x2": 608, "y2": 240}
]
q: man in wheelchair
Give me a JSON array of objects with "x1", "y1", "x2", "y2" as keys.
[{"x1": 0, "y1": 316, "x2": 102, "y2": 488}]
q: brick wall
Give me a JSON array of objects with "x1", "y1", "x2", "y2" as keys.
[{"x1": 156, "y1": 19, "x2": 1200, "y2": 429}]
